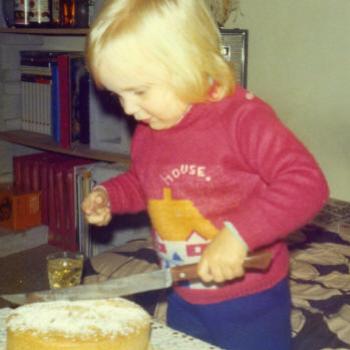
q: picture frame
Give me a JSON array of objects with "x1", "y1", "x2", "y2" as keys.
[{"x1": 219, "y1": 28, "x2": 248, "y2": 88}]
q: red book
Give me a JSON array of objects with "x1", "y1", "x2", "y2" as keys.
[
  {"x1": 47, "y1": 156, "x2": 92, "y2": 250},
  {"x1": 13, "y1": 152, "x2": 47, "y2": 193},
  {"x1": 39, "y1": 159, "x2": 50, "y2": 224},
  {"x1": 47, "y1": 154, "x2": 73, "y2": 247},
  {"x1": 31, "y1": 158, "x2": 40, "y2": 192},
  {"x1": 22, "y1": 157, "x2": 32, "y2": 193},
  {"x1": 47, "y1": 158, "x2": 59, "y2": 246},
  {"x1": 64, "y1": 167, "x2": 77, "y2": 251},
  {"x1": 15, "y1": 152, "x2": 61, "y2": 225},
  {"x1": 60, "y1": 158, "x2": 92, "y2": 251},
  {"x1": 58, "y1": 54, "x2": 71, "y2": 149},
  {"x1": 36, "y1": 152, "x2": 61, "y2": 225},
  {"x1": 13, "y1": 152, "x2": 44, "y2": 223},
  {"x1": 54, "y1": 163, "x2": 65, "y2": 248},
  {"x1": 13, "y1": 156, "x2": 22, "y2": 190}
]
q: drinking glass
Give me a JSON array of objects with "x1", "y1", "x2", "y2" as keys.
[{"x1": 47, "y1": 251, "x2": 84, "y2": 289}]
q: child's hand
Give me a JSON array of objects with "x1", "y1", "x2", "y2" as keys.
[
  {"x1": 198, "y1": 226, "x2": 248, "y2": 284},
  {"x1": 81, "y1": 188, "x2": 112, "y2": 226}
]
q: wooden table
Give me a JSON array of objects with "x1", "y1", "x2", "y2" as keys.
[{"x1": 0, "y1": 244, "x2": 61, "y2": 308}]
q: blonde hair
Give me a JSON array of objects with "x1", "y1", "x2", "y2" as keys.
[{"x1": 86, "y1": 0, "x2": 235, "y2": 103}]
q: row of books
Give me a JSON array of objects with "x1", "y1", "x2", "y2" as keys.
[
  {"x1": 13, "y1": 152, "x2": 92, "y2": 251},
  {"x1": 12, "y1": 152, "x2": 150, "y2": 255},
  {"x1": 20, "y1": 50, "x2": 134, "y2": 154}
]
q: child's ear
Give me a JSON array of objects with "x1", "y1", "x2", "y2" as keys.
[{"x1": 208, "y1": 81, "x2": 221, "y2": 101}]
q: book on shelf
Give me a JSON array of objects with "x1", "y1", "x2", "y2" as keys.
[
  {"x1": 51, "y1": 59, "x2": 61, "y2": 143},
  {"x1": 12, "y1": 152, "x2": 93, "y2": 250},
  {"x1": 19, "y1": 50, "x2": 89, "y2": 148},
  {"x1": 12, "y1": 153, "x2": 149, "y2": 253},
  {"x1": 18, "y1": 50, "x2": 135, "y2": 156},
  {"x1": 57, "y1": 52, "x2": 89, "y2": 149},
  {"x1": 20, "y1": 51, "x2": 65, "y2": 136},
  {"x1": 13, "y1": 152, "x2": 64, "y2": 225},
  {"x1": 39, "y1": 154, "x2": 52, "y2": 225},
  {"x1": 13, "y1": 152, "x2": 47, "y2": 194},
  {"x1": 57, "y1": 54, "x2": 70, "y2": 149},
  {"x1": 55, "y1": 157, "x2": 92, "y2": 251},
  {"x1": 20, "y1": 72, "x2": 51, "y2": 135},
  {"x1": 47, "y1": 155, "x2": 92, "y2": 250},
  {"x1": 47, "y1": 157, "x2": 58, "y2": 246}
]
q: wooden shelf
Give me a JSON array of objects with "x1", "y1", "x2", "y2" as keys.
[
  {"x1": 0, "y1": 130, "x2": 130, "y2": 164},
  {"x1": 0, "y1": 27, "x2": 88, "y2": 35}
]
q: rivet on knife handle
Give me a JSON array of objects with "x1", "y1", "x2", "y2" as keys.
[
  {"x1": 170, "y1": 250, "x2": 273, "y2": 284},
  {"x1": 171, "y1": 263, "x2": 199, "y2": 283}
]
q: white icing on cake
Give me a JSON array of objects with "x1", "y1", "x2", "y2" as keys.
[{"x1": 6, "y1": 298, "x2": 150, "y2": 339}]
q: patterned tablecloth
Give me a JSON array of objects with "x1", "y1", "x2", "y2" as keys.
[{"x1": 0, "y1": 308, "x2": 220, "y2": 350}]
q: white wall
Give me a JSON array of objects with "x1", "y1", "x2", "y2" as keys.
[{"x1": 227, "y1": 0, "x2": 350, "y2": 201}]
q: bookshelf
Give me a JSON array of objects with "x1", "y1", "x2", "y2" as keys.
[
  {"x1": 0, "y1": 28, "x2": 131, "y2": 165},
  {"x1": 0, "y1": 130, "x2": 130, "y2": 164}
]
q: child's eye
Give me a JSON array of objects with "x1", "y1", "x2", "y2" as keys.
[
  {"x1": 109, "y1": 91, "x2": 119, "y2": 99},
  {"x1": 134, "y1": 90, "x2": 146, "y2": 96}
]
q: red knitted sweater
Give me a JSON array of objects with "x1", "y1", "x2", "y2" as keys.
[{"x1": 102, "y1": 87, "x2": 329, "y2": 304}]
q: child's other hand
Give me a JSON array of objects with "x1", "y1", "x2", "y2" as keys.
[
  {"x1": 81, "y1": 188, "x2": 112, "y2": 226},
  {"x1": 198, "y1": 227, "x2": 248, "y2": 284}
]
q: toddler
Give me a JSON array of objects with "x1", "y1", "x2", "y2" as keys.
[{"x1": 82, "y1": 1, "x2": 329, "y2": 349}]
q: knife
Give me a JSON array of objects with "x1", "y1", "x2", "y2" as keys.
[{"x1": 1, "y1": 250, "x2": 272, "y2": 305}]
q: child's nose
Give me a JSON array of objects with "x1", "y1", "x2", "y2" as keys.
[{"x1": 121, "y1": 95, "x2": 138, "y2": 116}]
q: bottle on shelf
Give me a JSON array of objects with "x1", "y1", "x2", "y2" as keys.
[
  {"x1": 14, "y1": 0, "x2": 30, "y2": 27},
  {"x1": 29, "y1": 0, "x2": 51, "y2": 27},
  {"x1": 50, "y1": 0, "x2": 61, "y2": 26},
  {"x1": 61, "y1": 0, "x2": 76, "y2": 27}
]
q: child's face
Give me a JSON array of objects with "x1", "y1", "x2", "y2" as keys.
[{"x1": 99, "y1": 63, "x2": 190, "y2": 130}]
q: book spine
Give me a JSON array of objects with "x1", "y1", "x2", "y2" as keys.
[
  {"x1": 20, "y1": 74, "x2": 51, "y2": 135},
  {"x1": 48, "y1": 160, "x2": 59, "y2": 246},
  {"x1": 39, "y1": 159, "x2": 49, "y2": 224},
  {"x1": 31, "y1": 159, "x2": 40, "y2": 192},
  {"x1": 13, "y1": 156, "x2": 23, "y2": 191},
  {"x1": 58, "y1": 54, "x2": 71, "y2": 149},
  {"x1": 65, "y1": 168, "x2": 77, "y2": 251},
  {"x1": 69, "y1": 55, "x2": 85, "y2": 145},
  {"x1": 51, "y1": 60, "x2": 61, "y2": 143},
  {"x1": 79, "y1": 70, "x2": 90, "y2": 144},
  {"x1": 21, "y1": 77, "x2": 30, "y2": 132},
  {"x1": 22, "y1": 157, "x2": 32, "y2": 192},
  {"x1": 55, "y1": 165, "x2": 66, "y2": 249}
]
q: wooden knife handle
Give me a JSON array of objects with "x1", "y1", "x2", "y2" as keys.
[
  {"x1": 243, "y1": 250, "x2": 273, "y2": 270},
  {"x1": 170, "y1": 250, "x2": 273, "y2": 283}
]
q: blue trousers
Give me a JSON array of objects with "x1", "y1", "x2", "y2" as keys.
[{"x1": 167, "y1": 278, "x2": 292, "y2": 350}]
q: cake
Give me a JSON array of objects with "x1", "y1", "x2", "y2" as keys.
[{"x1": 6, "y1": 298, "x2": 151, "y2": 350}]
